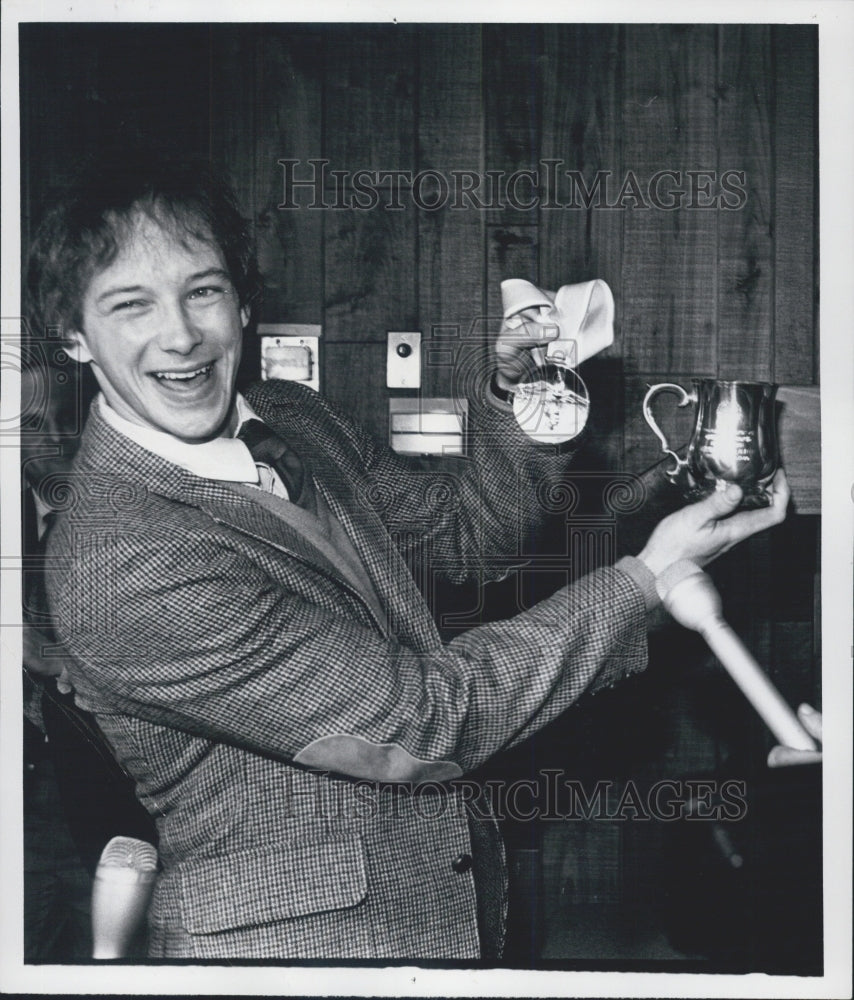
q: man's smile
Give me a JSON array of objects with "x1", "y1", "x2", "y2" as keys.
[{"x1": 150, "y1": 362, "x2": 215, "y2": 383}]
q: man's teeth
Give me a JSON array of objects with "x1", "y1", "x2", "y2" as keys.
[{"x1": 154, "y1": 364, "x2": 212, "y2": 382}]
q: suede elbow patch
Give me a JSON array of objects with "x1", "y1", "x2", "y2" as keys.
[{"x1": 293, "y1": 733, "x2": 463, "y2": 782}]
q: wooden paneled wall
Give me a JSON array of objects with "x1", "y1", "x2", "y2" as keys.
[
  {"x1": 20, "y1": 14, "x2": 820, "y2": 770},
  {"x1": 21, "y1": 23, "x2": 818, "y2": 452},
  {"x1": 20, "y1": 23, "x2": 820, "y2": 929}
]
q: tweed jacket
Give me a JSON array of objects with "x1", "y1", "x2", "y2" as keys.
[{"x1": 45, "y1": 378, "x2": 650, "y2": 960}]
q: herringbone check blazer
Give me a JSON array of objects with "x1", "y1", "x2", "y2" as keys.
[{"x1": 46, "y1": 378, "x2": 649, "y2": 960}]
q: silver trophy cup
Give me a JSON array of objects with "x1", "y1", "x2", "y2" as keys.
[{"x1": 643, "y1": 378, "x2": 779, "y2": 509}]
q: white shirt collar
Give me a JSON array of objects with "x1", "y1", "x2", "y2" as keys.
[{"x1": 96, "y1": 393, "x2": 262, "y2": 485}]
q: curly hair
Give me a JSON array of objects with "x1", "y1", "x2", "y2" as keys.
[{"x1": 25, "y1": 150, "x2": 262, "y2": 341}]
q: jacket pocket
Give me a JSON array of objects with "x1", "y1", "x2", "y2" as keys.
[{"x1": 178, "y1": 836, "x2": 367, "y2": 934}]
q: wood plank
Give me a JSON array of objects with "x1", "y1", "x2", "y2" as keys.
[
  {"x1": 322, "y1": 342, "x2": 389, "y2": 441},
  {"x1": 772, "y1": 26, "x2": 818, "y2": 384},
  {"x1": 483, "y1": 25, "x2": 542, "y2": 228},
  {"x1": 620, "y1": 25, "x2": 719, "y2": 374},
  {"x1": 539, "y1": 26, "x2": 625, "y2": 307},
  {"x1": 417, "y1": 25, "x2": 483, "y2": 178},
  {"x1": 478, "y1": 27, "x2": 543, "y2": 418},
  {"x1": 485, "y1": 224, "x2": 540, "y2": 324},
  {"x1": 96, "y1": 25, "x2": 213, "y2": 158},
  {"x1": 253, "y1": 27, "x2": 324, "y2": 325},
  {"x1": 417, "y1": 26, "x2": 486, "y2": 398},
  {"x1": 539, "y1": 25, "x2": 626, "y2": 472},
  {"x1": 208, "y1": 28, "x2": 254, "y2": 192},
  {"x1": 323, "y1": 25, "x2": 417, "y2": 178},
  {"x1": 323, "y1": 205, "x2": 417, "y2": 343},
  {"x1": 322, "y1": 26, "x2": 418, "y2": 354},
  {"x1": 776, "y1": 385, "x2": 820, "y2": 514},
  {"x1": 20, "y1": 25, "x2": 99, "y2": 246},
  {"x1": 482, "y1": 23, "x2": 543, "y2": 354},
  {"x1": 22, "y1": 24, "x2": 215, "y2": 236},
  {"x1": 209, "y1": 28, "x2": 260, "y2": 384},
  {"x1": 717, "y1": 26, "x2": 774, "y2": 380}
]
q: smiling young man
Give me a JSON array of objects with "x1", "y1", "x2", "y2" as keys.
[
  {"x1": 27, "y1": 156, "x2": 790, "y2": 960},
  {"x1": 70, "y1": 214, "x2": 248, "y2": 442}
]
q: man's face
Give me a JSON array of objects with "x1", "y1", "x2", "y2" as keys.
[{"x1": 69, "y1": 212, "x2": 249, "y2": 442}]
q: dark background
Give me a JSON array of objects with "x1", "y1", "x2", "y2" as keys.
[{"x1": 19, "y1": 22, "x2": 821, "y2": 970}]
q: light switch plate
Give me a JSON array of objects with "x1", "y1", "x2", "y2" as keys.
[{"x1": 387, "y1": 331, "x2": 421, "y2": 388}]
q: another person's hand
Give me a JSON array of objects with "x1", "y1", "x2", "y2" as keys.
[
  {"x1": 636, "y1": 469, "x2": 790, "y2": 576},
  {"x1": 767, "y1": 704, "x2": 822, "y2": 767},
  {"x1": 23, "y1": 624, "x2": 74, "y2": 694}
]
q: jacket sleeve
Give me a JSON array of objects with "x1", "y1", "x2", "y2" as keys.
[
  {"x1": 50, "y1": 521, "x2": 648, "y2": 783},
  {"x1": 248, "y1": 377, "x2": 582, "y2": 585}
]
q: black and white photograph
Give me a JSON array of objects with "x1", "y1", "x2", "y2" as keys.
[{"x1": 1, "y1": 2, "x2": 851, "y2": 996}]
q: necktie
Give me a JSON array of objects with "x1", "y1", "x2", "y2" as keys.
[{"x1": 237, "y1": 419, "x2": 315, "y2": 513}]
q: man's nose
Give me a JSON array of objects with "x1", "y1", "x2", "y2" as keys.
[{"x1": 157, "y1": 302, "x2": 204, "y2": 353}]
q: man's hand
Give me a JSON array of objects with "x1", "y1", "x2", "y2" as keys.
[
  {"x1": 767, "y1": 704, "x2": 823, "y2": 767},
  {"x1": 636, "y1": 469, "x2": 790, "y2": 577},
  {"x1": 494, "y1": 318, "x2": 553, "y2": 395}
]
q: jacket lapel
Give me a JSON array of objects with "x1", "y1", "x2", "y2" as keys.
[
  {"x1": 75, "y1": 393, "x2": 442, "y2": 651},
  {"x1": 73, "y1": 405, "x2": 391, "y2": 634},
  {"x1": 215, "y1": 481, "x2": 391, "y2": 635}
]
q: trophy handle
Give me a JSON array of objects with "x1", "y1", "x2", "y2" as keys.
[{"x1": 642, "y1": 382, "x2": 696, "y2": 479}]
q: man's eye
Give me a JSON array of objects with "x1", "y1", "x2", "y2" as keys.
[
  {"x1": 112, "y1": 299, "x2": 147, "y2": 313},
  {"x1": 187, "y1": 286, "x2": 227, "y2": 302}
]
